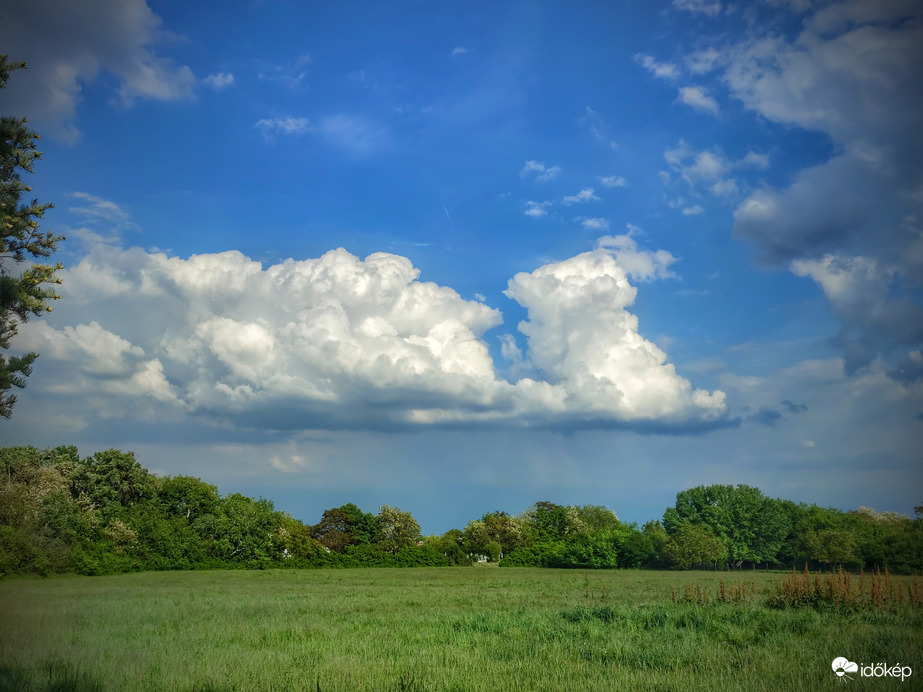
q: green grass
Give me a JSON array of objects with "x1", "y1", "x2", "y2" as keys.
[{"x1": 1, "y1": 568, "x2": 920, "y2": 691}]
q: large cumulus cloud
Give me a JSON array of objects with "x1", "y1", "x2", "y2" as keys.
[
  {"x1": 504, "y1": 236, "x2": 725, "y2": 426},
  {"x1": 19, "y1": 236, "x2": 727, "y2": 433}
]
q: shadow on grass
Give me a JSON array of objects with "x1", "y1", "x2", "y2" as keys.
[{"x1": 0, "y1": 662, "x2": 103, "y2": 692}]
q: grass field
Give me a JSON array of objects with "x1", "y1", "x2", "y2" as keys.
[{"x1": 1, "y1": 567, "x2": 920, "y2": 691}]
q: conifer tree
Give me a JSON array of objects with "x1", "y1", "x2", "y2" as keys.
[{"x1": 1, "y1": 55, "x2": 64, "y2": 418}]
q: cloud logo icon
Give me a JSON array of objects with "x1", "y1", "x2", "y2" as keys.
[{"x1": 832, "y1": 657, "x2": 859, "y2": 678}]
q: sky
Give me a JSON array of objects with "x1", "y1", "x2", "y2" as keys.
[{"x1": 2, "y1": 0, "x2": 921, "y2": 535}]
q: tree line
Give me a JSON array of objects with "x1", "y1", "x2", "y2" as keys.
[{"x1": 1, "y1": 445, "x2": 921, "y2": 577}]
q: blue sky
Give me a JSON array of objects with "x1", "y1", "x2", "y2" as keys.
[{"x1": 3, "y1": 0, "x2": 922, "y2": 534}]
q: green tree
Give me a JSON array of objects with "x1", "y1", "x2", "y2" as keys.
[
  {"x1": 157, "y1": 475, "x2": 220, "y2": 522},
  {"x1": 275, "y1": 514, "x2": 327, "y2": 564},
  {"x1": 311, "y1": 507, "x2": 357, "y2": 553},
  {"x1": 338, "y1": 503, "x2": 378, "y2": 545},
  {"x1": 777, "y1": 502, "x2": 848, "y2": 567},
  {"x1": 212, "y1": 494, "x2": 281, "y2": 565},
  {"x1": 70, "y1": 450, "x2": 157, "y2": 515},
  {"x1": 848, "y1": 506, "x2": 920, "y2": 573},
  {"x1": 573, "y1": 505, "x2": 620, "y2": 533},
  {"x1": 802, "y1": 528, "x2": 857, "y2": 570},
  {"x1": 613, "y1": 524, "x2": 655, "y2": 569},
  {"x1": 664, "y1": 524, "x2": 727, "y2": 570},
  {"x1": 664, "y1": 484, "x2": 790, "y2": 567},
  {"x1": 424, "y1": 529, "x2": 470, "y2": 565},
  {"x1": 1, "y1": 56, "x2": 65, "y2": 418},
  {"x1": 642, "y1": 520, "x2": 670, "y2": 568},
  {"x1": 528, "y1": 501, "x2": 584, "y2": 542},
  {"x1": 553, "y1": 533, "x2": 618, "y2": 569},
  {"x1": 480, "y1": 510, "x2": 528, "y2": 555},
  {"x1": 377, "y1": 504, "x2": 420, "y2": 553},
  {"x1": 0, "y1": 446, "x2": 83, "y2": 575}
]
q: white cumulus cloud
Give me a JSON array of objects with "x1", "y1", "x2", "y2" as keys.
[
  {"x1": 524, "y1": 201, "x2": 551, "y2": 218},
  {"x1": 25, "y1": 238, "x2": 726, "y2": 433},
  {"x1": 204, "y1": 72, "x2": 235, "y2": 89},
  {"x1": 563, "y1": 188, "x2": 601, "y2": 205},
  {"x1": 634, "y1": 54, "x2": 681, "y2": 80},
  {"x1": 599, "y1": 175, "x2": 627, "y2": 188},
  {"x1": 504, "y1": 242, "x2": 724, "y2": 424},
  {"x1": 521, "y1": 160, "x2": 561, "y2": 181},
  {"x1": 581, "y1": 218, "x2": 610, "y2": 231}
]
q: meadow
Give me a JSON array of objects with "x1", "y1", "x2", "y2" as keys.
[{"x1": 1, "y1": 568, "x2": 920, "y2": 692}]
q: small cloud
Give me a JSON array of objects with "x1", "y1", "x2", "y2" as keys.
[
  {"x1": 741, "y1": 151, "x2": 770, "y2": 169},
  {"x1": 270, "y1": 452, "x2": 312, "y2": 473},
  {"x1": 751, "y1": 407, "x2": 783, "y2": 426},
  {"x1": 67, "y1": 192, "x2": 140, "y2": 245},
  {"x1": 258, "y1": 54, "x2": 311, "y2": 89},
  {"x1": 686, "y1": 47, "x2": 722, "y2": 75},
  {"x1": 69, "y1": 192, "x2": 132, "y2": 225},
  {"x1": 499, "y1": 334, "x2": 522, "y2": 363},
  {"x1": 451, "y1": 47, "x2": 469, "y2": 56},
  {"x1": 579, "y1": 107, "x2": 618, "y2": 148},
  {"x1": 683, "y1": 205, "x2": 705, "y2": 215},
  {"x1": 521, "y1": 160, "x2": 561, "y2": 181},
  {"x1": 677, "y1": 86, "x2": 719, "y2": 114},
  {"x1": 204, "y1": 72, "x2": 235, "y2": 89},
  {"x1": 711, "y1": 179, "x2": 739, "y2": 196},
  {"x1": 672, "y1": 0, "x2": 722, "y2": 16},
  {"x1": 599, "y1": 175, "x2": 627, "y2": 188},
  {"x1": 255, "y1": 116, "x2": 311, "y2": 140},
  {"x1": 581, "y1": 218, "x2": 609, "y2": 231},
  {"x1": 781, "y1": 400, "x2": 808, "y2": 414},
  {"x1": 563, "y1": 188, "x2": 601, "y2": 205},
  {"x1": 525, "y1": 201, "x2": 551, "y2": 218},
  {"x1": 634, "y1": 54, "x2": 681, "y2": 80},
  {"x1": 803, "y1": 440, "x2": 816, "y2": 448},
  {"x1": 474, "y1": 293, "x2": 487, "y2": 302}
]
